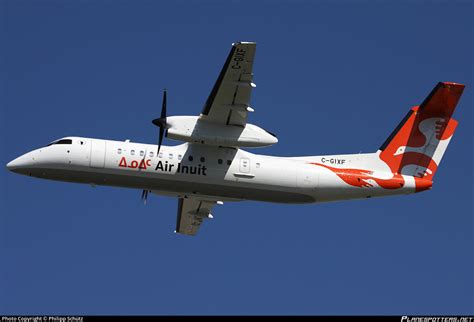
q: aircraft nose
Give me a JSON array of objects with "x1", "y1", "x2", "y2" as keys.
[
  {"x1": 6, "y1": 153, "x2": 35, "y2": 173},
  {"x1": 6, "y1": 159, "x2": 15, "y2": 170},
  {"x1": 7, "y1": 156, "x2": 24, "y2": 172}
]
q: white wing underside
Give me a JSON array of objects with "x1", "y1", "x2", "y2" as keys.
[
  {"x1": 174, "y1": 42, "x2": 257, "y2": 236},
  {"x1": 200, "y1": 42, "x2": 256, "y2": 127},
  {"x1": 175, "y1": 198, "x2": 217, "y2": 236}
]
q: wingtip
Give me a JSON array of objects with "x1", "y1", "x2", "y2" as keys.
[{"x1": 232, "y1": 41, "x2": 257, "y2": 46}]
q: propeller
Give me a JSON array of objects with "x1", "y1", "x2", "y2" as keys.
[
  {"x1": 141, "y1": 189, "x2": 149, "y2": 204},
  {"x1": 152, "y1": 90, "x2": 167, "y2": 167}
]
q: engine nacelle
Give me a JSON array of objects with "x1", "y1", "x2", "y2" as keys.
[{"x1": 165, "y1": 116, "x2": 278, "y2": 148}]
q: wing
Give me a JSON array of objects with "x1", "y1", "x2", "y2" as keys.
[
  {"x1": 175, "y1": 197, "x2": 217, "y2": 236},
  {"x1": 200, "y1": 42, "x2": 256, "y2": 127}
]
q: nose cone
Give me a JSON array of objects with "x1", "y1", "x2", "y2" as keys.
[
  {"x1": 7, "y1": 157, "x2": 22, "y2": 173},
  {"x1": 6, "y1": 159, "x2": 15, "y2": 170},
  {"x1": 6, "y1": 153, "x2": 35, "y2": 174}
]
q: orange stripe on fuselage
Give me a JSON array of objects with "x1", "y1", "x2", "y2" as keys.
[{"x1": 309, "y1": 163, "x2": 404, "y2": 190}]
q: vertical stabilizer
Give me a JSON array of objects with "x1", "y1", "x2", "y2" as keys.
[{"x1": 378, "y1": 82, "x2": 464, "y2": 184}]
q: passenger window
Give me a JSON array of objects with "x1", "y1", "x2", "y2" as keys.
[
  {"x1": 149, "y1": 151, "x2": 154, "y2": 157},
  {"x1": 256, "y1": 162, "x2": 261, "y2": 168},
  {"x1": 159, "y1": 152, "x2": 163, "y2": 158},
  {"x1": 169, "y1": 153, "x2": 173, "y2": 159},
  {"x1": 200, "y1": 157, "x2": 205, "y2": 162},
  {"x1": 218, "y1": 159, "x2": 223, "y2": 165},
  {"x1": 188, "y1": 156, "x2": 193, "y2": 162},
  {"x1": 80, "y1": 141, "x2": 84, "y2": 145},
  {"x1": 227, "y1": 160, "x2": 232, "y2": 166},
  {"x1": 131, "y1": 150, "x2": 135, "y2": 156},
  {"x1": 140, "y1": 150, "x2": 144, "y2": 157},
  {"x1": 178, "y1": 154, "x2": 182, "y2": 160},
  {"x1": 117, "y1": 148, "x2": 122, "y2": 154}
]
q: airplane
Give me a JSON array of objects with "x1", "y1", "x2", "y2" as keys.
[{"x1": 6, "y1": 42, "x2": 465, "y2": 236}]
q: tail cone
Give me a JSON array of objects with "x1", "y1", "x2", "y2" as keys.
[{"x1": 414, "y1": 178, "x2": 433, "y2": 192}]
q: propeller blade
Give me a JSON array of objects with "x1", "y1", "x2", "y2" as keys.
[
  {"x1": 152, "y1": 89, "x2": 167, "y2": 163},
  {"x1": 152, "y1": 89, "x2": 168, "y2": 157},
  {"x1": 161, "y1": 89, "x2": 167, "y2": 119},
  {"x1": 155, "y1": 126, "x2": 165, "y2": 169},
  {"x1": 141, "y1": 189, "x2": 148, "y2": 204},
  {"x1": 151, "y1": 89, "x2": 168, "y2": 170}
]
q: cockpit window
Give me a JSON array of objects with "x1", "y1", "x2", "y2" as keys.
[{"x1": 47, "y1": 139, "x2": 73, "y2": 146}]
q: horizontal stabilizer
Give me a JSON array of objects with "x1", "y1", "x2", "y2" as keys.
[
  {"x1": 378, "y1": 82, "x2": 465, "y2": 186},
  {"x1": 419, "y1": 82, "x2": 465, "y2": 118}
]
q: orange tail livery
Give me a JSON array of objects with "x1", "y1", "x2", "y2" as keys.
[
  {"x1": 308, "y1": 82, "x2": 464, "y2": 196},
  {"x1": 378, "y1": 82, "x2": 464, "y2": 190}
]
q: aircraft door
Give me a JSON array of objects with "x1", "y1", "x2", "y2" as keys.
[
  {"x1": 239, "y1": 158, "x2": 250, "y2": 173},
  {"x1": 90, "y1": 139, "x2": 106, "y2": 168}
]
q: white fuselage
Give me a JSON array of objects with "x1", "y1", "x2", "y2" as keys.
[{"x1": 7, "y1": 136, "x2": 418, "y2": 204}]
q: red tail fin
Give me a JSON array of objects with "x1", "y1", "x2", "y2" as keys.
[{"x1": 378, "y1": 82, "x2": 464, "y2": 182}]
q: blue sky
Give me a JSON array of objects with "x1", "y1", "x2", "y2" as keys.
[{"x1": 1, "y1": 0, "x2": 472, "y2": 315}]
